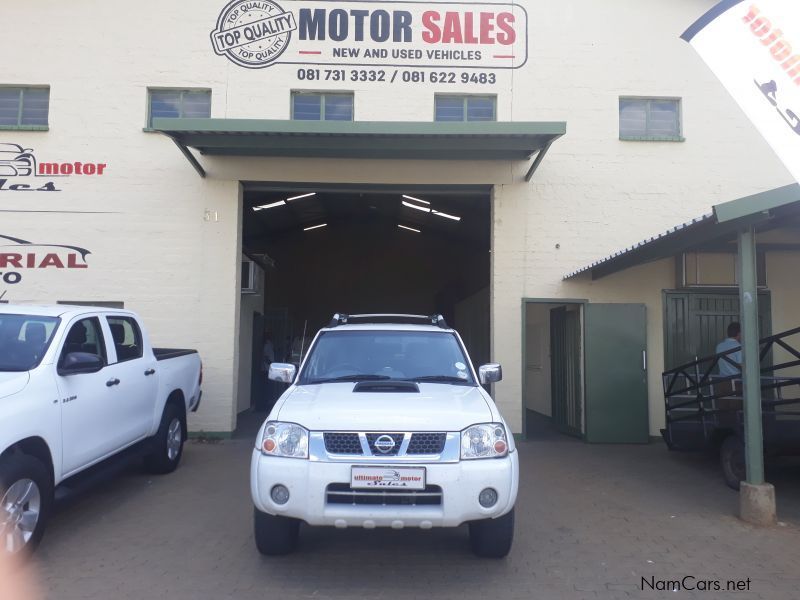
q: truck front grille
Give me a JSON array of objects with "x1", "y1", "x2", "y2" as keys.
[
  {"x1": 323, "y1": 433, "x2": 363, "y2": 455},
  {"x1": 406, "y1": 433, "x2": 447, "y2": 454},
  {"x1": 326, "y1": 483, "x2": 443, "y2": 506},
  {"x1": 366, "y1": 433, "x2": 405, "y2": 456}
]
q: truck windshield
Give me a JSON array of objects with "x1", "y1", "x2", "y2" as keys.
[
  {"x1": 0, "y1": 315, "x2": 60, "y2": 372},
  {"x1": 299, "y1": 330, "x2": 475, "y2": 385}
]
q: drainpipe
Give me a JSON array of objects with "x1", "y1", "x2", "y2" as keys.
[{"x1": 737, "y1": 225, "x2": 775, "y2": 525}]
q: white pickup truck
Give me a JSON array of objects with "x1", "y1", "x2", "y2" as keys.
[
  {"x1": 0, "y1": 305, "x2": 202, "y2": 554},
  {"x1": 251, "y1": 314, "x2": 518, "y2": 558}
]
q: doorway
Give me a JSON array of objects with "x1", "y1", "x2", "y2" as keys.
[
  {"x1": 524, "y1": 301, "x2": 585, "y2": 438},
  {"x1": 238, "y1": 183, "x2": 492, "y2": 424}
]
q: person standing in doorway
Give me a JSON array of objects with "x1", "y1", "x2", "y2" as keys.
[{"x1": 716, "y1": 321, "x2": 742, "y2": 376}]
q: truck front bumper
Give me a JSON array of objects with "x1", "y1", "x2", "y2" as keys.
[{"x1": 250, "y1": 450, "x2": 519, "y2": 528}]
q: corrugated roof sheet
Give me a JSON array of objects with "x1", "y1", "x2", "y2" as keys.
[{"x1": 563, "y1": 211, "x2": 713, "y2": 279}]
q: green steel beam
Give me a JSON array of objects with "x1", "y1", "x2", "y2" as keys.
[
  {"x1": 169, "y1": 136, "x2": 206, "y2": 178},
  {"x1": 152, "y1": 118, "x2": 567, "y2": 137},
  {"x1": 525, "y1": 140, "x2": 555, "y2": 182},
  {"x1": 738, "y1": 226, "x2": 765, "y2": 485},
  {"x1": 714, "y1": 183, "x2": 800, "y2": 223}
]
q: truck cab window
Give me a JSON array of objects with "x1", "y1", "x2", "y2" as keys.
[
  {"x1": 107, "y1": 316, "x2": 143, "y2": 362},
  {"x1": 61, "y1": 318, "x2": 107, "y2": 365},
  {"x1": 0, "y1": 315, "x2": 59, "y2": 372}
]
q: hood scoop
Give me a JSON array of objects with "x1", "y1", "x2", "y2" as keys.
[{"x1": 353, "y1": 381, "x2": 420, "y2": 393}]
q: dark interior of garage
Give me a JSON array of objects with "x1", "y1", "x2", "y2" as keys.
[{"x1": 241, "y1": 183, "x2": 491, "y2": 406}]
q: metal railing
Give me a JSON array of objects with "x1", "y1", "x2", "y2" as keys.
[{"x1": 662, "y1": 327, "x2": 800, "y2": 442}]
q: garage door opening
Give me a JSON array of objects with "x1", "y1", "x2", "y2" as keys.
[{"x1": 238, "y1": 183, "x2": 491, "y2": 415}]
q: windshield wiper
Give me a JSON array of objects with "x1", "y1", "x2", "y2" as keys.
[
  {"x1": 404, "y1": 375, "x2": 471, "y2": 384},
  {"x1": 306, "y1": 374, "x2": 391, "y2": 384}
]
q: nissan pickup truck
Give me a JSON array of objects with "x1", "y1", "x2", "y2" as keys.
[
  {"x1": 250, "y1": 313, "x2": 518, "y2": 558},
  {"x1": 0, "y1": 305, "x2": 202, "y2": 554}
]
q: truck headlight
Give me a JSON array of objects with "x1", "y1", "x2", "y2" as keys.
[
  {"x1": 460, "y1": 423, "x2": 508, "y2": 460},
  {"x1": 261, "y1": 421, "x2": 309, "y2": 459}
]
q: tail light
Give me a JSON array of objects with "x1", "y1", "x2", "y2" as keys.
[{"x1": 199, "y1": 362, "x2": 203, "y2": 386}]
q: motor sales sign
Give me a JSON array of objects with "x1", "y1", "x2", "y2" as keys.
[{"x1": 211, "y1": 0, "x2": 528, "y2": 70}]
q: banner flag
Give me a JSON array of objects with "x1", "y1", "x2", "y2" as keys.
[{"x1": 683, "y1": 1, "x2": 800, "y2": 183}]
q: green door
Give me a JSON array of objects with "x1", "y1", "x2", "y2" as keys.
[
  {"x1": 550, "y1": 306, "x2": 583, "y2": 436},
  {"x1": 664, "y1": 291, "x2": 772, "y2": 369},
  {"x1": 584, "y1": 304, "x2": 649, "y2": 443}
]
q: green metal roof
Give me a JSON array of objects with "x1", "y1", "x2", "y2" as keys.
[
  {"x1": 152, "y1": 118, "x2": 566, "y2": 179},
  {"x1": 565, "y1": 183, "x2": 800, "y2": 281}
]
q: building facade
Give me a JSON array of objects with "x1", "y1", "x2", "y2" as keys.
[{"x1": 1, "y1": 0, "x2": 794, "y2": 438}]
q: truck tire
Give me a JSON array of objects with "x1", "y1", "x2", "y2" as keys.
[
  {"x1": 468, "y1": 508, "x2": 515, "y2": 558},
  {"x1": 143, "y1": 403, "x2": 185, "y2": 474},
  {"x1": 720, "y1": 435, "x2": 746, "y2": 491},
  {"x1": 254, "y1": 508, "x2": 300, "y2": 555},
  {"x1": 0, "y1": 455, "x2": 53, "y2": 555}
]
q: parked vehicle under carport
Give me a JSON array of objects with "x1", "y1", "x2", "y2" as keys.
[{"x1": 661, "y1": 327, "x2": 800, "y2": 489}]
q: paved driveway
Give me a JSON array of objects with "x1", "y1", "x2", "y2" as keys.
[{"x1": 30, "y1": 420, "x2": 800, "y2": 600}]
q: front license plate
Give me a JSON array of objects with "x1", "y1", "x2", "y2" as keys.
[{"x1": 351, "y1": 466, "x2": 426, "y2": 490}]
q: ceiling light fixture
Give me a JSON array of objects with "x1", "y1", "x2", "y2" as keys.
[
  {"x1": 253, "y1": 200, "x2": 286, "y2": 211},
  {"x1": 432, "y1": 210, "x2": 461, "y2": 222},
  {"x1": 286, "y1": 192, "x2": 316, "y2": 202},
  {"x1": 398, "y1": 224, "x2": 421, "y2": 233},
  {"x1": 402, "y1": 200, "x2": 431, "y2": 213},
  {"x1": 303, "y1": 223, "x2": 327, "y2": 231},
  {"x1": 402, "y1": 195, "x2": 430, "y2": 205}
]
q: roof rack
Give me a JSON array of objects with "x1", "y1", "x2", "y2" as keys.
[{"x1": 327, "y1": 313, "x2": 449, "y2": 329}]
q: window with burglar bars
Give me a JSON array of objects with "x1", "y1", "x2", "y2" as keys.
[
  {"x1": 147, "y1": 89, "x2": 211, "y2": 128},
  {"x1": 619, "y1": 97, "x2": 683, "y2": 141},
  {"x1": 0, "y1": 87, "x2": 50, "y2": 129},
  {"x1": 434, "y1": 95, "x2": 496, "y2": 122},
  {"x1": 291, "y1": 92, "x2": 354, "y2": 121}
]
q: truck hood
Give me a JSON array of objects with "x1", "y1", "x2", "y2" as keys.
[
  {"x1": 0, "y1": 372, "x2": 30, "y2": 400},
  {"x1": 276, "y1": 382, "x2": 493, "y2": 431}
]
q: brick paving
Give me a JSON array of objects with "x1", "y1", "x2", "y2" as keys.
[{"x1": 30, "y1": 417, "x2": 800, "y2": 600}]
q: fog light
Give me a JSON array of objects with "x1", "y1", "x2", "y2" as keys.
[
  {"x1": 478, "y1": 487, "x2": 498, "y2": 508},
  {"x1": 270, "y1": 484, "x2": 290, "y2": 505}
]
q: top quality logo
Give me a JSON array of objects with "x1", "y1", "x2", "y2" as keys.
[
  {"x1": 211, "y1": 0, "x2": 297, "y2": 68},
  {"x1": 210, "y1": 0, "x2": 528, "y2": 70}
]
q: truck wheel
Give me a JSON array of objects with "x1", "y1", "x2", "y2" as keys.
[
  {"x1": 254, "y1": 508, "x2": 300, "y2": 555},
  {"x1": 144, "y1": 403, "x2": 185, "y2": 474},
  {"x1": 720, "y1": 435, "x2": 746, "y2": 491},
  {"x1": 0, "y1": 455, "x2": 53, "y2": 555},
  {"x1": 468, "y1": 508, "x2": 515, "y2": 558}
]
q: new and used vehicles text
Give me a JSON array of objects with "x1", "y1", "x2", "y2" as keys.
[
  {"x1": 0, "y1": 305, "x2": 202, "y2": 554},
  {"x1": 250, "y1": 314, "x2": 518, "y2": 558}
]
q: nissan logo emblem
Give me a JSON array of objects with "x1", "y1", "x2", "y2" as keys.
[{"x1": 374, "y1": 435, "x2": 396, "y2": 454}]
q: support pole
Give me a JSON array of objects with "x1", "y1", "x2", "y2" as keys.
[
  {"x1": 737, "y1": 225, "x2": 764, "y2": 485},
  {"x1": 737, "y1": 225, "x2": 775, "y2": 526}
]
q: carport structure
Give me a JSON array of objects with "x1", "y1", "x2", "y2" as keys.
[{"x1": 566, "y1": 183, "x2": 800, "y2": 525}]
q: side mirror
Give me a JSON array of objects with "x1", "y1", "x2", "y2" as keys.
[
  {"x1": 59, "y1": 352, "x2": 104, "y2": 376},
  {"x1": 269, "y1": 362, "x2": 296, "y2": 383},
  {"x1": 478, "y1": 363, "x2": 503, "y2": 384}
]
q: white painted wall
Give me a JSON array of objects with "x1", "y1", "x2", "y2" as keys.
[{"x1": 1, "y1": 0, "x2": 794, "y2": 434}]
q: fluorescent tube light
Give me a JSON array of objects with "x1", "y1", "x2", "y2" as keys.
[
  {"x1": 303, "y1": 223, "x2": 327, "y2": 231},
  {"x1": 398, "y1": 224, "x2": 421, "y2": 233},
  {"x1": 253, "y1": 200, "x2": 286, "y2": 211},
  {"x1": 402, "y1": 201, "x2": 431, "y2": 213},
  {"x1": 287, "y1": 192, "x2": 316, "y2": 202},
  {"x1": 432, "y1": 210, "x2": 461, "y2": 221},
  {"x1": 402, "y1": 195, "x2": 430, "y2": 205}
]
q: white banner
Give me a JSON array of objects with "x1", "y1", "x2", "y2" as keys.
[{"x1": 682, "y1": 1, "x2": 800, "y2": 183}]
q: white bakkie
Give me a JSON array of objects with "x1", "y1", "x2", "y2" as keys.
[
  {"x1": 251, "y1": 314, "x2": 518, "y2": 558},
  {"x1": 0, "y1": 305, "x2": 202, "y2": 554}
]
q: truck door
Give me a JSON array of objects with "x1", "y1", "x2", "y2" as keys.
[
  {"x1": 57, "y1": 317, "x2": 123, "y2": 475},
  {"x1": 104, "y1": 315, "x2": 157, "y2": 440}
]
